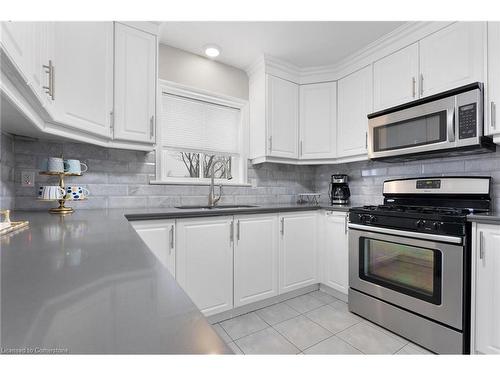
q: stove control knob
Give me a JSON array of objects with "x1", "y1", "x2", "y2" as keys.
[
  {"x1": 433, "y1": 222, "x2": 441, "y2": 230},
  {"x1": 416, "y1": 219, "x2": 426, "y2": 228},
  {"x1": 368, "y1": 215, "x2": 377, "y2": 223}
]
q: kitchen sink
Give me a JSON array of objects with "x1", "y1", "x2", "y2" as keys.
[{"x1": 175, "y1": 204, "x2": 258, "y2": 210}]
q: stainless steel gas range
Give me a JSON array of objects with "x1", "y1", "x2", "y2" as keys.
[{"x1": 348, "y1": 176, "x2": 491, "y2": 354}]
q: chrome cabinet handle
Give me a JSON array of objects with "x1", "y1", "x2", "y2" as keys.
[
  {"x1": 300, "y1": 140, "x2": 303, "y2": 157},
  {"x1": 419, "y1": 74, "x2": 424, "y2": 96},
  {"x1": 42, "y1": 60, "x2": 55, "y2": 100},
  {"x1": 491, "y1": 102, "x2": 496, "y2": 129},
  {"x1": 109, "y1": 111, "x2": 114, "y2": 131},
  {"x1": 230, "y1": 221, "x2": 234, "y2": 243},
  {"x1": 344, "y1": 214, "x2": 348, "y2": 234},
  {"x1": 169, "y1": 225, "x2": 174, "y2": 254},
  {"x1": 280, "y1": 217, "x2": 285, "y2": 235},
  {"x1": 412, "y1": 77, "x2": 416, "y2": 98},
  {"x1": 237, "y1": 220, "x2": 240, "y2": 241},
  {"x1": 268, "y1": 136, "x2": 272, "y2": 152},
  {"x1": 150, "y1": 116, "x2": 155, "y2": 138},
  {"x1": 365, "y1": 132, "x2": 368, "y2": 149},
  {"x1": 479, "y1": 231, "x2": 485, "y2": 260}
]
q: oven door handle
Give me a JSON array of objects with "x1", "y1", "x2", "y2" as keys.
[{"x1": 348, "y1": 223, "x2": 463, "y2": 244}]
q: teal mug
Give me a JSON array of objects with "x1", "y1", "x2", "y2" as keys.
[{"x1": 65, "y1": 159, "x2": 88, "y2": 175}]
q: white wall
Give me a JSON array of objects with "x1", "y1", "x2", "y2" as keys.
[{"x1": 158, "y1": 44, "x2": 249, "y2": 100}]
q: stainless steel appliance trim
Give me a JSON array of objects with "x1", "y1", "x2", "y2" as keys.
[
  {"x1": 349, "y1": 288, "x2": 463, "y2": 354},
  {"x1": 348, "y1": 223, "x2": 463, "y2": 244},
  {"x1": 349, "y1": 227, "x2": 464, "y2": 329},
  {"x1": 383, "y1": 177, "x2": 491, "y2": 195}
]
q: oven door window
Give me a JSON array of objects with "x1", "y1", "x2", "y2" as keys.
[
  {"x1": 373, "y1": 110, "x2": 447, "y2": 152},
  {"x1": 359, "y1": 238, "x2": 442, "y2": 304}
]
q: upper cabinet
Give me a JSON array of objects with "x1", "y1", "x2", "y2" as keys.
[
  {"x1": 419, "y1": 22, "x2": 485, "y2": 97},
  {"x1": 337, "y1": 65, "x2": 372, "y2": 159},
  {"x1": 299, "y1": 82, "x2": 337, "y2": 159},
  {"x1": 373, "y1": 43, "x2": 419, "y2": 111},
  {"x1": 113, "y1": 23, "x2": 157, "y2": 144},
  {"x1": 486, "y1": 22, "x2": 500, "y2": 138},
  {"x1": 267, "y1": 75, "x2": 299, "y2": 159},
  {"x1": 53, "y1": 22, "x2": 114, "y2": 138},
  {"x1": 0, "y1": 21, "x2": 158, "y2": 151}
]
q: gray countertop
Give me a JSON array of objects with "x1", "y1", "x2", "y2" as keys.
[
  {"x1": 467, "y1": 212, "x2": 500, "y2": 224},
  {"x1": 1, "y1": 204, "x2": 331, "y2": 354}
]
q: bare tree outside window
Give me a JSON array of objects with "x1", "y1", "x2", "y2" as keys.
[{"x1": 175, "y1": 151, "x2": 232, "y2": 179}]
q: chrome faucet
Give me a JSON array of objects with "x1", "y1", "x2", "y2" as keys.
[{"x1": 208, "y1": 165, "x2": 223, "y2": 208}]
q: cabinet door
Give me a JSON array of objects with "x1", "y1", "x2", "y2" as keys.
[
  {"x1": 267, "y1": 75, "x2": 299, "y2": 158},
  {"x1": 420, "y1": 22, "x2": 485, "y2": 97},
  {"x1": 373, "y1": 43, "x2": 419, "y2": 111},
  {"x1": 131, "y1": 220, "x2": 175, "y2": 277},
  {"x1": 176, "y1": 217, "x2": 233, "y2": 316},
  {"x1": 487, "y1": 22, "x2": 500, "y2": 137},
  {"x1": 114, "y1": 22, "x2": 157, "y2": 144},
  {"x1": 234, "y1": 214, "x2": 278, "y2": 307},
  {"x1": 54, "y1": 22, "x2": 113, "y2": 138},
  {"x1": 323, "y1": 212, "x2": 349, "y2": 295},
  {"x1": 299, "y1": 82, "x2": 337, "y2": 159},
  {"x1": 475, "y1": 224, "x2": 500, "y2": 354},
  {"x1": 337, "y1": 65, "x2": 372, "y2": 158},
  {"x1": 0, "y1": 21, "x2": 32, "y2": 80},
  {"x1": 279, "y1": 212, "x2": 318, "y2": 293}
]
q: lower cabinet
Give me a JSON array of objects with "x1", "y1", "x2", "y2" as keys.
[
  {"x1": 234, "y1": 214, "x2": 279, "y2": 307},
  {"x1": 323, "y1": 211, "x2": 349, "y2": 294},
  {"x1": 131, "y1": 220, "x2": 176, "y2": 277},
  {"x1": 175, "y1": 216, "x2": 234, "y2": 316},
  {"x1": 130, "y1": 210, "x2": 348, "y2": 317},
  {"x1": 473, "y1": 223, "x2": 500, "y2": 354},
  {"x1": 279, "y1": 212, "x2": 318, "y2": 293}
]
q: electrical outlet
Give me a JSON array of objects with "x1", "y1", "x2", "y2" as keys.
[{"x1": 21, "y1": 171, "x2": 35, "y2": 187}]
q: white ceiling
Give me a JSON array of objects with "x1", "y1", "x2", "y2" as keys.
[{"x1": 159, "y1": 21, "x2": 407, "y2": 71}]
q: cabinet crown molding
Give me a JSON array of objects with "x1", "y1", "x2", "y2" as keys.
[{"x1": 246, "y1": 21, "x2": 455, "y2": 84}]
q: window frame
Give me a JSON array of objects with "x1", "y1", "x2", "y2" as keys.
[{"x1": 152, "y1": 80, "x2": 250, "y2": 186}]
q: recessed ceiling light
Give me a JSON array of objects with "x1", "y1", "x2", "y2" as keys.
[{"x1": 204, "y1": 45, "x2": 220, "y2": 58}]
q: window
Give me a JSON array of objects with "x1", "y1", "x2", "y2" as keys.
[{"x1": 155, "y1": 81, "x2": 248, "y2": 185}]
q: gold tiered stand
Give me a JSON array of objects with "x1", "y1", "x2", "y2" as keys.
[{"x1": 38, "y1": 171, "x2": 85, "y2": 214}]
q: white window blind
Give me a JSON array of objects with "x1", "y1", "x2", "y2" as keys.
[{"x1": 161, "y1": 93, "x2": 240, "y2": 155}]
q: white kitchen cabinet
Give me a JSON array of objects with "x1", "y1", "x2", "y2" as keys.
[
  {"x1": 233, "y1": 214, "x2": 278, "y2": 307},
  {"x1": 373, "y1": 43, "x2": 419, "y2": 111},
  {"x1": 299, "y1": 82, "x2": 337, "y2": 159},
  {"x1": 131, "y1": 220, "x2": 176, "y2": 277},
  {"x1": 337, "y1": 65, "x2": 372, "y2": 159},
  {"x1": 473, "y1": 223, "x2": 500, "y2": 354},
  {"x1": 419, "y1": 22, "x2": 485, "y2": 98},
  {"x1": 53, "y1": 22, "x2": 113, "y2": 138},
  {"x1": 267, "y1": 75, "x2": 299, "y2": 159},
  {"x1": 279, "y1": 212, "x2": 318, "y2": 293},
  {"x1": 323, "y1": 211, "x2": 349, "y2": 295},
  {"x1": 176, "y1": 217, "x2": 233, "y2": 316},
  {"x1": 0, "y1": 21, "x2": 32, "y2": 81},
  {"x1": 113, "y1": 22, "x2": 157, "y2": 144},
  {"x1": 486, "y1": 22, "x2": 500, "y2": 138}
]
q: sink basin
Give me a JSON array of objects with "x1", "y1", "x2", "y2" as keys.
[{"x1": 175, "y1": 204, "x2": 258, "y2": 210}]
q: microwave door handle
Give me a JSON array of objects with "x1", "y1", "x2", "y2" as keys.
[{"x1": 447, "y1": 108, "x2": 455, "y2": 143}]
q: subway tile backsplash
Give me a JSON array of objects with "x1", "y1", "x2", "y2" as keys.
[
  {"x1": 315, "y1": 151, "x2": 500, "y2": 212},
  {"x1": 9, "y1": 138, "x2": 315, "y2": 210},
  {"x1": 3, "y1": 136, "x2": 500, "y2": 212}
]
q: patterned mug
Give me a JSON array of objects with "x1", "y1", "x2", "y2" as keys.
[
  {"x1": 39, "y1": 186, "x2": 66, "y2": 200},
  {"x1": 65, "y1": 186, "x2": 90, "y2": 200}
]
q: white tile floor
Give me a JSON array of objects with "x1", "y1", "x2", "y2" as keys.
[{"x1": 213, "y1": 290, "x2": 434, "y2": 355}]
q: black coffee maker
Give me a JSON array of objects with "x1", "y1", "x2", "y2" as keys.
[{"x1": 329, "y1": 174, "x2": 351, "y2": 205}]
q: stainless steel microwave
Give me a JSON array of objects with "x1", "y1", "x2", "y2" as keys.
[{"x1": 367, "y1": 83, "x2": 496, "y2": 161}]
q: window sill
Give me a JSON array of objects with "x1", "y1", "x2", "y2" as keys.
[{"x1": 149, "y1": 180, "x2": 252, "y2": 187}]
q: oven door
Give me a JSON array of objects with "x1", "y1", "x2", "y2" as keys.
[
  {"x1": 348, "y1": 225, "x2": 464, "y2": 330},
  {"x1": 368, "y1": 95, "x2": 456, "y2": 159}
]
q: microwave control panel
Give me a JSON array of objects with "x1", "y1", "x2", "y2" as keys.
[{"x1": 458, "y1": 103, "x2": 477, "y2": 139}]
